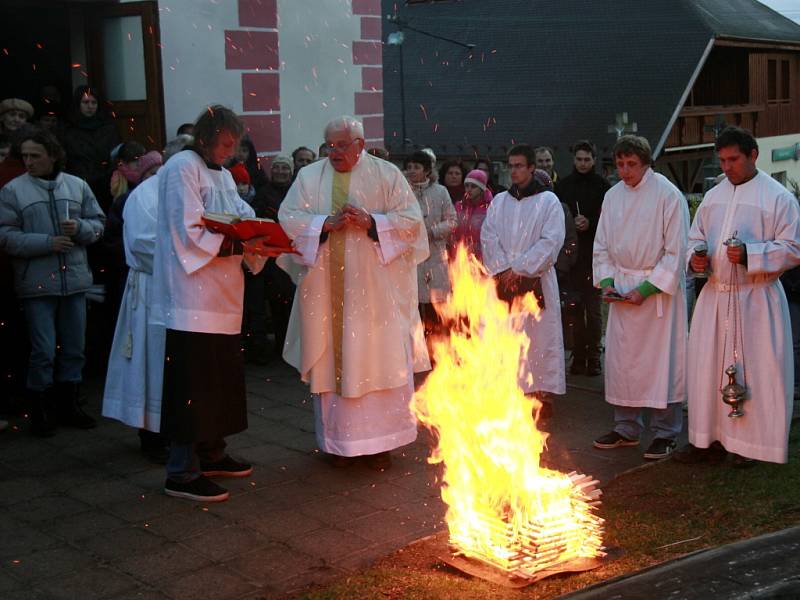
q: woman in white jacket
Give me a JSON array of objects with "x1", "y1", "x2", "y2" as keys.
[{"x1": 404, "y1": 150, "x2": 456, "y2": 340}]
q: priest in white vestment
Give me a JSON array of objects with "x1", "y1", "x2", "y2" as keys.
[
  {"x1": 678, "y1": 127, "x2": 800, "y2": 466},
  {"x1": 592, "y1": 135, "x2": 689, "y2": 460},
  {"x1": 278, "y1": 116, "x2": 429, "y2": 470},
  {"x1": 481, "y1": 145, "x2": 566, "y2": 403}
]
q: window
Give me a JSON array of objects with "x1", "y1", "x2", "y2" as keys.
[
  {"x1": 772, "y1": 171, "x2": 787, "y2": 186},
  {"x1": 781, "y1": 60, "x2": 790, "y2": 101},
  {"x1": 768, "y1": 59, "x2": 777, "y2": 101},
  {"x1": 767, "y1": 57, "x2": 791, "y2": 103}
]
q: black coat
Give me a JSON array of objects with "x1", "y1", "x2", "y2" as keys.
[
  {"x1": 63, "y1": 117, "x2": 121, "y2": 210},
  {"x1": 555, "y1": 170, "x2": 610, "y2": 273},
  {"x1": 252, "y1": 180, "x2": 291, "y2": 221}
]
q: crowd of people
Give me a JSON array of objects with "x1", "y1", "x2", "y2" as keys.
[{"x1": 1, "y1": 89, "x2": 799, "y2": 502}]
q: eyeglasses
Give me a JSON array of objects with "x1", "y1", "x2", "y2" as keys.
[{"x1": 325, "y1": 138, "x2": 363, "y2": 153}]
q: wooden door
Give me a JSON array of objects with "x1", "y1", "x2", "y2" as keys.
[{"x1": 83, "y1": 1, "x2": 165, "y2": 149}]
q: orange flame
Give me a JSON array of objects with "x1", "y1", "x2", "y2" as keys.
[{"x1": 412, "y1": 245, "x2": 604, "y2": 574}]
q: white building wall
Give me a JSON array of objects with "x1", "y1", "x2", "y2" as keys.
[
  {"x1": 276, "y1": 0, "x2": 361, "y2": 154},
  {"x1": 157, "y1": 0, "x2": 243, "y2": 138},
  {"x1": 756, "y1": 134, "x2": 800, "y2": 189}
]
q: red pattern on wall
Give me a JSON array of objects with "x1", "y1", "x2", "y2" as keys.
[
  {"x1": 226, "y1": 1, "x2": 281, "y2": 155},
  {"x1": 352, "y1": 0, "x2": 384, "y2": 149}
]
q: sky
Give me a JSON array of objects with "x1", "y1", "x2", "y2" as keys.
[{"x1": 758, "y1": 0, "x2": 800, "y2": 24}]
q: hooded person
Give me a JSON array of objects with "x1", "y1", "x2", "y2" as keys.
[
  {"x1": 228, "y1": 162, "x2": 254, "y2": 203},
  {"x1": 481, "y1": 145, "x2": 566, "y2": 412},
  {"x1": 450, "y1": 168, "x2": 492, "y2": 261}
]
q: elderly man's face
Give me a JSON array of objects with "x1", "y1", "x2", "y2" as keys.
[{"x1": 325, "y1": 129, "x2": 364, "y2": 173}]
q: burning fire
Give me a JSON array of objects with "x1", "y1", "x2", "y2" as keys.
[{"x1": 412, "y1": 246, "x2": 605, "y2": 577}]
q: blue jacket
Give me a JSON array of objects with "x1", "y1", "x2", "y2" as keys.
[{"x1": 0, "y1": 171, "x2": 105, "y2": 298}]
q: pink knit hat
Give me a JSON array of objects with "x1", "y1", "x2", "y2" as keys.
[
  {"x1": 463, "y1": 169, "x2": 488, "y2": 191},
  {"x1": 136, "y1": 150, "x2": 163, "y2": 178}
]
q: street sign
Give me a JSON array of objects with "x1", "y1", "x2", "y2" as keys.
[{"x1": 771, "y1": 143, "x2": 800, "y2": 162}]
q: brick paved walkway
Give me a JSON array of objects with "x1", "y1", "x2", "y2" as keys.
[{"x1": 0, "y1": 361, "x2": 669, "y2": 599}]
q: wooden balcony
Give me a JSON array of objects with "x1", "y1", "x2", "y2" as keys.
[{"x1": 665, "y1": 104, "x2": 765, "y2": 149}]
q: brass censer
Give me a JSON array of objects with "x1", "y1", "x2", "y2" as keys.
[
  {"x1": 721, "y1": 364, "x2": 746, "y2": 418},
  {"x1": 719, "y1": 233, "x2": 748, "y2": 418}
]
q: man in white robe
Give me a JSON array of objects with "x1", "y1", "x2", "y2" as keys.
[
  {"x1": 481, "y1": 144, "x2": 566, "y2": 409},
  {"x1": 278, "y1": 116, "x2": 429, "y2": 470},
  {"x1": 152, "y1": 108, "x2": 267, "y2": 502},
  {"x1": 592, "y1": 135, "x2": 689, "y2": 460},
  {"x1": 676, "y1": 127, "x2": 800, "y2": 466},
  {"x1": 102, "y1": 135, "x2": 192, "y2": 461}
]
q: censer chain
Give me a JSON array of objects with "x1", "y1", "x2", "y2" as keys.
[{"x1": 719, "y1": 237, "x2": 747, "y2": 393}]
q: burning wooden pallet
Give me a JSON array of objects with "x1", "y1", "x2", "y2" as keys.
[{"x1": 441, "y1": 472, "x2": 607, "y2": 586}]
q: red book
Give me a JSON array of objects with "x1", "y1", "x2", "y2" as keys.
[{"x1": 202, "y1": 212, "x2": 296, "y2": 253}]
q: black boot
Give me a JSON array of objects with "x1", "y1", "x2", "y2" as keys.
[
  {"x1": 139, "y1": 429, "x2": 169, "y2": 464},
  {"x1": 56, "y1": 382, "x2": 97, "y2": 429},
  {"x1": 28, "y1": 389, "x2": 57, "y2": 437}
]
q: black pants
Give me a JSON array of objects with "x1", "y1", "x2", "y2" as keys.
[
  {"x1": 242, "y1": 270, "x2": 268, "y2": 353},
  {"x1": 570, "y1": 271, "x2": 602, "y2": 362},
  {"x1": 265, "y1": 260, "x2": 295, "y2": 356}
]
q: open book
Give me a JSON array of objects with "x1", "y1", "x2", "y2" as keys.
[{"x1": 202, "y1": 212, "x2": 295, "y2": 252}]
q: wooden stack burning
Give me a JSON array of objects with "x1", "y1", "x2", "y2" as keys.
[{"x1": 449, "y1": 472, "x2": 606, "y2": 579}]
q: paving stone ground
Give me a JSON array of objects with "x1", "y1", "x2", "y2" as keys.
[{"x1": 0, "y1": 360, "x2": 678, "y2": 599}]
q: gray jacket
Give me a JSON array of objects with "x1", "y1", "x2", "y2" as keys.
[{"x1": 0, "y1": 172, "x2": 105, "y2": 298}]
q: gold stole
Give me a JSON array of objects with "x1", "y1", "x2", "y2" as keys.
[{"x1": 329, "y1": 170, "x2": 351, "y2": 395}]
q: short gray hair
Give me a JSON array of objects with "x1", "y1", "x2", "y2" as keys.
[
  {"x1": 163, "y1": 134, "x2": 194, "y2": 162},
  {"x1": 324, "y1": 116, "x2": 364, "y2": 141}
]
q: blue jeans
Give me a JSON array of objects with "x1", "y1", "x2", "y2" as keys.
[
  {"x1": 22, "y1": 294, "x2": 87, "y2": 391},
  {"x1": 613, "y1": 403, "x2": 683, "y2": 441},
  {"x1": 166, "y1": 438, "x2": 227, "y2": 483}
]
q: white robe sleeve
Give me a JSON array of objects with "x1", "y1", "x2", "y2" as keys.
[
  {"x1": 122, "y1": 193, "x2": 157, "y2": 274},
  {"x1": 480, "y1": 197, "x2": 511, "y2": 275},
  {"x1": 687, "y1": 201, "x2": 709, "y2": 271},
  {"x1": 372, "y1": 214, "x2": 411, "y2": 264},
  {"x1": 510, "y1": 195, "x2": 565, "y2": 278},
  {"x1": 593, "y1": 194, "x2": 614, "y2": 287},
  {"x1": 746, "y1": 191, "x2": 800, "y2": 275},
  {"x1": 289, "y1": 215, "x2": 327, "y2": 267},
  {"x1": 646, "y1": 190, "x2": 689, "y2": 295},
  {"x1": 161, "y1": 158, "x2": 225, "y2": 275}
]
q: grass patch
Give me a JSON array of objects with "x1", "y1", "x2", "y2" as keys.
[{"x1": 296, "y1": 428, "x2": 800, "y2": 599}]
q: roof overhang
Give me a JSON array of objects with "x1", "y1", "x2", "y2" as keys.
[
  {"x1": 653, "y1": 37, "x2": 716, "y2": 160},
  {"x1": 714, "y1": 36, "x2": 800, "y2": 51}
]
